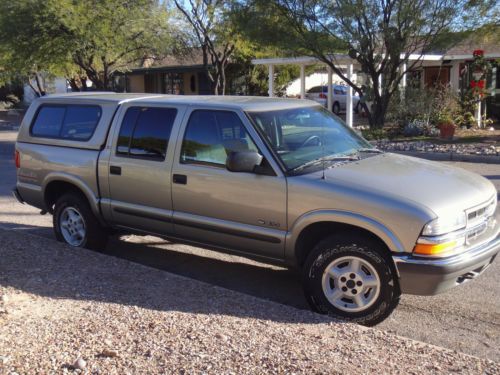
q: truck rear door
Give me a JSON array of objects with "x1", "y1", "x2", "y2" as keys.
[{"x1": 101, "y1": 102, "x2": 186, "y2": 235}]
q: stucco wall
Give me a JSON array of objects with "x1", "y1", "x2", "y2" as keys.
[{"x1": 129, "y1": 75, "x2": 145, "y2": 93}]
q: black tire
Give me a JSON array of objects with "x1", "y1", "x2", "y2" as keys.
[
  {"x1": 302, "y1": 234, "x2": 400, "y2": 326},
  {"x1": 332, "y1": 102, "x2": 340, "y2": 115},
  {"x1": 53, "y1": 192, "x2": 108, "y2": 251}
]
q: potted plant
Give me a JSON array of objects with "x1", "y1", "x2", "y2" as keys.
[{"x1": 437, "y1": 112, "x2": 456, "y2": 140}]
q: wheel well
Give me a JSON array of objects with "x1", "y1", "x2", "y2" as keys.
[
  {"x1": 295, "y1": 222, "x2": 391, "y2": 267},
  {"x1": 44, "y1": 181, "x2": 86, "y2": 213}
]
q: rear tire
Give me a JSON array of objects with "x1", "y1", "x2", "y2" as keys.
[
  {"x1": 332, "y1": 102, "x2": 340, "y2": 115},
  {"x1": 302, "y1": 234, "x2": 400, "y2": 326},
  {"x1": 53, "y1": 192, "x2": 108, "y2": 251}
]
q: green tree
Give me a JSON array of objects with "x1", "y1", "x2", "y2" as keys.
[
  {"x1": 235, "y1": 0, "x2": 475, "y2": 128},
  {"x1": 0, "y1": 0, "x2": 71, "y2": 96},
  {"x1": 0, "y1": 0, "x2": 177, "y2": 93},
  {"x1": 173, "y1": 0, "x2": 237, "y2": 95}
]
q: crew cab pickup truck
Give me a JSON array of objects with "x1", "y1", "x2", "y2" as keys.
[{"x1": 13, "y1": 93, "x2": 500, "y2": 325}]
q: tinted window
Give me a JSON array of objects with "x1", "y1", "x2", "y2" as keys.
[
  {"x1": 116, "y1": 107, "x2": 177, "y2": 161},
  {"x1": 60, "y1": 106, "x2": 102, "y2": 139},
  {"x1": 117, "y1": 108, "x2": 140, "y2": 154},
  {"x1": 31, "y1": 107, "x2": 66, "y2": 137},
  {"x1": 307, "y1": 86, "x2": 321, "y2": 93},
  {"x1": 31, "y1": 105, "x2": 101, "y2": 140},
  {"x1": 181, "y1": 110, "x2": 258, "y2": 166}
]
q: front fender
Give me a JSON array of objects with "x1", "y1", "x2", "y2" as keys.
[{"x1": 285, "y1": 209, "x2": 407, "y2": 264}]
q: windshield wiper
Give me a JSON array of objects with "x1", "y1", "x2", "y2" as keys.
[{"x1": 291, "y1": 154, "x2": 359, "y2": 173}]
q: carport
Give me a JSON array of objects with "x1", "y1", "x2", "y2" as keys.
[{"x1": 251, "y1": 53, "x2": 462, "y2": 127}]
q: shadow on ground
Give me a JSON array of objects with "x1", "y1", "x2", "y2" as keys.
[{"x1": 0, "y1": 227, "x2": 314, "y2": 324}]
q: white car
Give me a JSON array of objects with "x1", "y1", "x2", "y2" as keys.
[{"x1": 305, "y1": 84, "x2": 360, "y2": 114}]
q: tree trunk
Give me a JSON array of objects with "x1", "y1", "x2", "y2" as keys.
[
  {"x1": 80, "y1": 76, "x2": 88, "y2": 91},
  {"x1": 67, "y1": 78, "x2": 80, "y2": 92},
  {"x1": 368, "y1": 95, "x2": 389, "y2": 129},
  {"x1": 27, "y1": 81, "x2": 41, "y2": 98},
  {"x1": 220, "y1": 62, "x2": 226, "y2": 95},
  {"x1": 34, "y1": 72, "x2": 46, "y2": 96}
]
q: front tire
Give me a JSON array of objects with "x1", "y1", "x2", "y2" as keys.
[
  {"x1": 53, "y1": 192, "x2": 108, "y2": 251},
  {"x1": 302, "y1": 234, "x2": 400, "y2": 326}
]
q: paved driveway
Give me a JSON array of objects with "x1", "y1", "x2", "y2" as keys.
[{"x1": 0, "y1": 130, "x2": 498, "y2": 361}]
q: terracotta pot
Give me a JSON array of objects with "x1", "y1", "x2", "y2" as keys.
[{"x1": 439, "y1": 123, "x2": 455, "y2": 140}]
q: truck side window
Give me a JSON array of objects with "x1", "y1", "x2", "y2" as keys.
[
  {"x1": 180, "y1": 110, "x2": 259, "y2": 166},
  {"x1": 31, "y1": 105, "x2": 101, "y2": 140},
  {"x1": 116, "y1": 107, "x2": 177, "y2": 161}
]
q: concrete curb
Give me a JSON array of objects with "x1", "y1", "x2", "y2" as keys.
[{"x1": 388, "y1": 150, "x2": 500, "y2": 164}]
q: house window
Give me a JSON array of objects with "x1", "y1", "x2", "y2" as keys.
[
  {"x1": 407, "y1": 70, "x2": 422, "y2": 88},
  {"x1": 190, "y1": 74, "x2": 196, "y2": 92},
  {"x1": 164, "y1": 73, "x2": 184, "y2": 94}
]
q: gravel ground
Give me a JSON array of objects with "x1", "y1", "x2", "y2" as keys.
[
  {"x1": 375, "y1": 140, "x2": 500, "y2": 155},
  {"x1": 1, "y1": 230, "x2": 499, "y2": 374}
]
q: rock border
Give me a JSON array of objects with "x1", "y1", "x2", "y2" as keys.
[{"x1": 388, "y1": 150, "x2": 500, "y2": 164}]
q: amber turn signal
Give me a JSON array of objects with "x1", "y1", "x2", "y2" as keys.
[{"x1": 413, "y1": 241, "x2": 457, "y2": 256}]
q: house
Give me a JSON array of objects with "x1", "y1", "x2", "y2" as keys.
[
  {"x1": 115, "y1": 50, "x2": 213, "y2": 95},
  {"x1": 252, "y1": 33, "x2": 500, "y2": 126}
]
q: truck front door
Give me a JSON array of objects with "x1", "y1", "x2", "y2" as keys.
[{"x1": 171, "y1": 108, "x2": 287, "y2": 260}]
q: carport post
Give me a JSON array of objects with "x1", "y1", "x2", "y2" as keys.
[
  {"x1": 300, "y1": 65, "x2": 306, "y2": 99},
  {"x1": 268, "y1": 65, "x2": 274, "y2": 97},
  {"x1": 402, "y1": 63, "x2": 407, "y2": 89},
  {"x1": 401, "y1": 63, "x2": 407, "y2": 99},
  {"x1": 327, "y1": 67, "x2": 333, "y2": 111},
  {"x1": 346, "y1": 63, "x2": 353, "y2": 128},
  {"x1": 378, "y1": 72, "x2": 382, "y2": 95}
]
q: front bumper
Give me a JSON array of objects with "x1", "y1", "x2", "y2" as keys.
[{"x1": 393, "y1": 233, "x2": 500, "y2": 295}]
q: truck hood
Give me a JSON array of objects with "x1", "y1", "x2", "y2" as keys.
[{"x1": 311, "y1": 153, "x2": 496, "y2": 217}]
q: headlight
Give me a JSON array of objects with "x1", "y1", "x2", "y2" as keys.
[
  {"x1": 415, "y1": 212, "x2": 467, "y2": 257},
  {"x1": 421, "y1": 212, "x2": 466, "y2": 236},
  {"x1": 485, "y1": 196, "x2": 497, "y2": 217}
]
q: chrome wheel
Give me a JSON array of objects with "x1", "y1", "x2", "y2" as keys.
[
  {"x1": 60, "y1": 207, "x2": 86, "y2": 247},
  {"x1": 321, "y1": 256, "x2": 381, "y2": 313}
]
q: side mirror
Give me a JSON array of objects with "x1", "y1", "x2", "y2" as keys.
[{"x1": 226, "y1": 151, "x2": 263, "y2": 173}]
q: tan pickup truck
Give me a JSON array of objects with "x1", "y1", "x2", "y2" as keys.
[{"x1": 13, "y1": 93, "x2": 500, "y2": 325}]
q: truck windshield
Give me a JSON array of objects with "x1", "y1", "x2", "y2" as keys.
[{"x1": 247, "y1": 106, "x2": 374, "y2": 172}]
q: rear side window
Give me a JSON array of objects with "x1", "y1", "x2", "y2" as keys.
[
  {"x1": 31, "y1": 105, "x2": 101, "y2": 140},
  {"x1": 116, "y1": 107, "x2": 177, "y2": 161}
]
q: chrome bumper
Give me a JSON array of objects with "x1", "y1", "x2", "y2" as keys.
[{"x1": 393, "y1": 233, "x2": 500, "y2": 295}]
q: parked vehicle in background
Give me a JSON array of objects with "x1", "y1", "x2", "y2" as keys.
[
  {"x1": 305, "y1": 84, "x2": 360, "y2": 114},
  {"x1": 13, "y1": 93, "x2": 500, "y2": 326}
]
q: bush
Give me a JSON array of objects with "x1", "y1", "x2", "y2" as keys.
[
  {"x1": 386, "y1": 87, "x2": 435, "y2": 128},
  {"x1": 361, "y1": 128, "x2": 388, "y2": 140},
  {"x1": 0, "y1": 79, "x2": 24, "y2": 108}
]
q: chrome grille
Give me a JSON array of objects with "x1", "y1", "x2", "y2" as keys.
[{"x1": 466, "y1": 197, "x2": 496, "y2": 229}]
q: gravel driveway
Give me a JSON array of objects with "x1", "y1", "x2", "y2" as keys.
[
  {"x1": 1, "y1": 130, "x2": 499, "y2": 370},
  {"x1": 1, "y1": 229, "x2": 499, "y2": 374}
]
